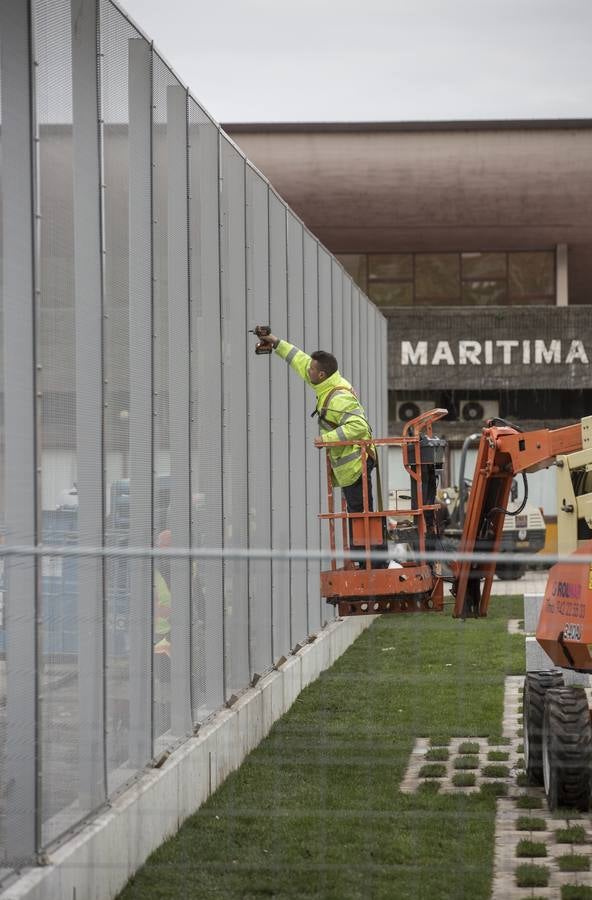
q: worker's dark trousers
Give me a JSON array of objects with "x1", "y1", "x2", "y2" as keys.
[{"x1": 342, "y1": 458, "x2": 388, "y2": 568}]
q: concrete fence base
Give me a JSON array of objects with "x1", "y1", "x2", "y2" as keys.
[{"x1": 0, "y1": 614, "x2": 376, "y2": 900}]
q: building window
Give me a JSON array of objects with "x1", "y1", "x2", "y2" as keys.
[
  {"x1": 368, "y1": 282, "x2": 413, "y2": 307},
  {"x1": 509, "y1": 251, "x2": 555, "y2": 304},
  {"x1": 368, "y1": 254, "x2": 412, "y2": 281},
  {"x1": 415, "y1": 254, "x2": 460, "y2": 304},
  {"x1": 337, "y1": 249, "x2": 556, "y2": 308},
  {"x1": 461, "y1": 252, "x2": 506, "y2": 279},
  {"x1": 461, "y1": 280, "x2": 507, "y2": 305}
]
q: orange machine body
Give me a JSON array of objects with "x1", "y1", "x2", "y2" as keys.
[{"x1": 536, "y1": 540, "x2": 592, "y2": 670}]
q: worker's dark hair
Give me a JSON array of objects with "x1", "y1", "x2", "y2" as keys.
[{"x1": 311, "y1": 350, "x2": 338, "y2": 377}]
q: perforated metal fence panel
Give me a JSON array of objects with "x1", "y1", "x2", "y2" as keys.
[
  {"x1": 303, "y1": 231, "x2": 321, "y2": 634},
  {"x1": 268, "y1": 191, "x2": 291, "y2": 661},
  {"x1": 0, "y1": 0, "x2": 389, "y2": 867},
  {"x1": 246, "y1": 165, "x2": 272, "y2": 676},
  {"x1": 342, "y1": 272, "x2": 353, "y2": 385},
  {"x1": 101, "y1": 1, "x2": 142, "y2": 792},
  {"x1": 151, "y1": 53, "x2": 176, "y2": 746},
  {"x1": 188, "y1": 101, "x2": 224, "y2": 720},
  {"x1": 287, "y1": 211, "x2": 308, "y2": 645},
  {"x1": 220, "y1": 136, "x2": 249, "y2": 697},
  {"x1": 0, "y1": 19, "x2": 5, "y2": 860},
  {"x1": 34, "y1": 0, "x2": 83, "y2": 847},
  {"x1": 317, "y1": 246, "x2": 334, "y2": 619},
  {"x1": 351, "y1": 287, "x2": 361, "y2": 402}
]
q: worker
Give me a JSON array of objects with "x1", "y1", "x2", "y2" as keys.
[
  {"x1": 256, "y1": 332, "x2": 387, "y2": 566},
  {"x1": 154, "y1": 528, "x2": 172, "y2": 659}
]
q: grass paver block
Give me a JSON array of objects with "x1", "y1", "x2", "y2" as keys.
[
  {"x1": 558, "y1": 854, "x2": 591, "y2": 872},
  {"x1": 454, "y1": 755, "x2": 479, "y2": 770},
  {"x1": 516, "y1": 772, "x2": 530, "y2": 786},
  {"x1": 418, "y1": 763, "x2": 446, "y2": 778},
  {"x1": 487, "y1": 750, "x2": 509, "y2": 761},
  {"x1": 458, "y1": 741, "x2": 480, "y2": 754},
  {"x1": 515, "y1": 864, "x2": 550, "y2": 887},
  {"x1": 556, "y1": 825, "x2": 588, "y2": 844},
  {"x1": 516, "y1": 816, "x2": 546, "y2": 831},
  {"x1": 452, "y1": 772, "x2": 476, "y2": 788},
  {"x1": 517, "y1": 743, "x2": 524, "y2": 754},
  {"x1": 481, "y1": 764, "x2": 510, "y2": 778},
  {"x1": 516, "y1": 839, "x2": 547, "y2": 858},
  {"x1": 516, "y1": 794, "x2": 543, "y2": 809},
  {"x1": 429, "y1": 735, "x2": 451, "y2": 747},
  {"x1": 425, "y1": 748, "x2": 449, "y2": 762},
  {"x1": 562, "y1": 886, "x2": 592, "y2": 900}
]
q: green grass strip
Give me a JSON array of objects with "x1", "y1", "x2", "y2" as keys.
[
  {"x1": 419, "y1": 763, "x2": 447, "y2": 778},
  {"x1": 454, "y1": 755, "x2": 480, "y2": 770},
  {"x1": 556, "y1": 825, "x2": 588, "y2": 844},
  {"x1": 479, "y1": 782, "x2": 507, "y2": 798},
  {"x1": 452, "y1": 772, "x2": 476, "y2": 788},
  {"x1": 481, "y1": 764, "x2": 510, "y2": 778},
  {"x1": 515, "y1": 864, "x2": 549, "y2": 887},
  {"x1": 516, "y1": 839, "x2": 547, "y2": 858},
  {"x1": 558, "y1": 854, "x2": 590, "y2": 872},
  {"x1": 458, "y1": 741, "x2": 480, "y2": 754},
  {"x1": 118, "y1": 596, "x2": 524, "y2": 900},
  {"x1": 425, "y1": 748, "x2": 450, "y2": 762},
  {"x1": 562, "y1": 886, "x2": 592, "y2": 900},
  {"x1": 487, "y1": 750, "x2": 509, "y2": 761}
]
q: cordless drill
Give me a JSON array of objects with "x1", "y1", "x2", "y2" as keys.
[{"x1": 249, "y1": 325, "x2": 273, "y2": 354}]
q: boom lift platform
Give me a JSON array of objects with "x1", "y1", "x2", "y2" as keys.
[{"x1": 319, "y1": 408, "x2": 447, "y2": 616}]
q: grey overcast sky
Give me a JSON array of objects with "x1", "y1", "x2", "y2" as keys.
[{"x1": 119, "y1": 0, "x2": 592, "y2": 123}]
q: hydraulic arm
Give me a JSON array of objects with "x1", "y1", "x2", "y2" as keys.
[{"x1": 451, "y1": 420, "x2": 583, "y2": 618}]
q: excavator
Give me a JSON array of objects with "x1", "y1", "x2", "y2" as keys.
[{"x1": 319, "y1": 409, "x2": 592, "y2": 810}]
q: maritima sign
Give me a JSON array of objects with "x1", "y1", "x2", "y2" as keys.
[{"x1": 387, "y1": 306, "x2": 592, "y2": 391}]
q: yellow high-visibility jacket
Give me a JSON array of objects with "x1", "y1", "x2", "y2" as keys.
[
  {"x1": 154, "y1": 569, "x2": 171, "y2": 638},
  {"x1": 275, "y1": 340, "x2": 372, "y2": 487}
]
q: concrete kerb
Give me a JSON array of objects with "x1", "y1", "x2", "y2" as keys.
[{"x1": 0, "y1": 613, "x2": 377, "y2": 900}]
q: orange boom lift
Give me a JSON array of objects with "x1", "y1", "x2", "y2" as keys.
[
  {"x1": 319, "y1": 408, "x2": 448, "y2": 616},
  {"x1": 320, "y1": 409, "x2": 592, "y2": 811}
]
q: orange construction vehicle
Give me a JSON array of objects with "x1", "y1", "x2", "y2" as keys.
[{"x1": 320, "y1": 410, "x2": 592, "y2": 810}]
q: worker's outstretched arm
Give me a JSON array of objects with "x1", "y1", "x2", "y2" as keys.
[{"x1": 258, "y1": 333, "x2": 313, "y2": 386}]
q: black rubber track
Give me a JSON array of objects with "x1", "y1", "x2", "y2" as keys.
[
  {"x1": 543, "y1": 686, "x2": 592, "y2": 812},
  {"x1": 523, "y1": 669, "x2": 564, "y2": 784}
]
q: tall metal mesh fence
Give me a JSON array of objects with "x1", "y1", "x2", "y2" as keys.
[{"x1": 0, "y1": 0, "x2": 388, "y2": 866}]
